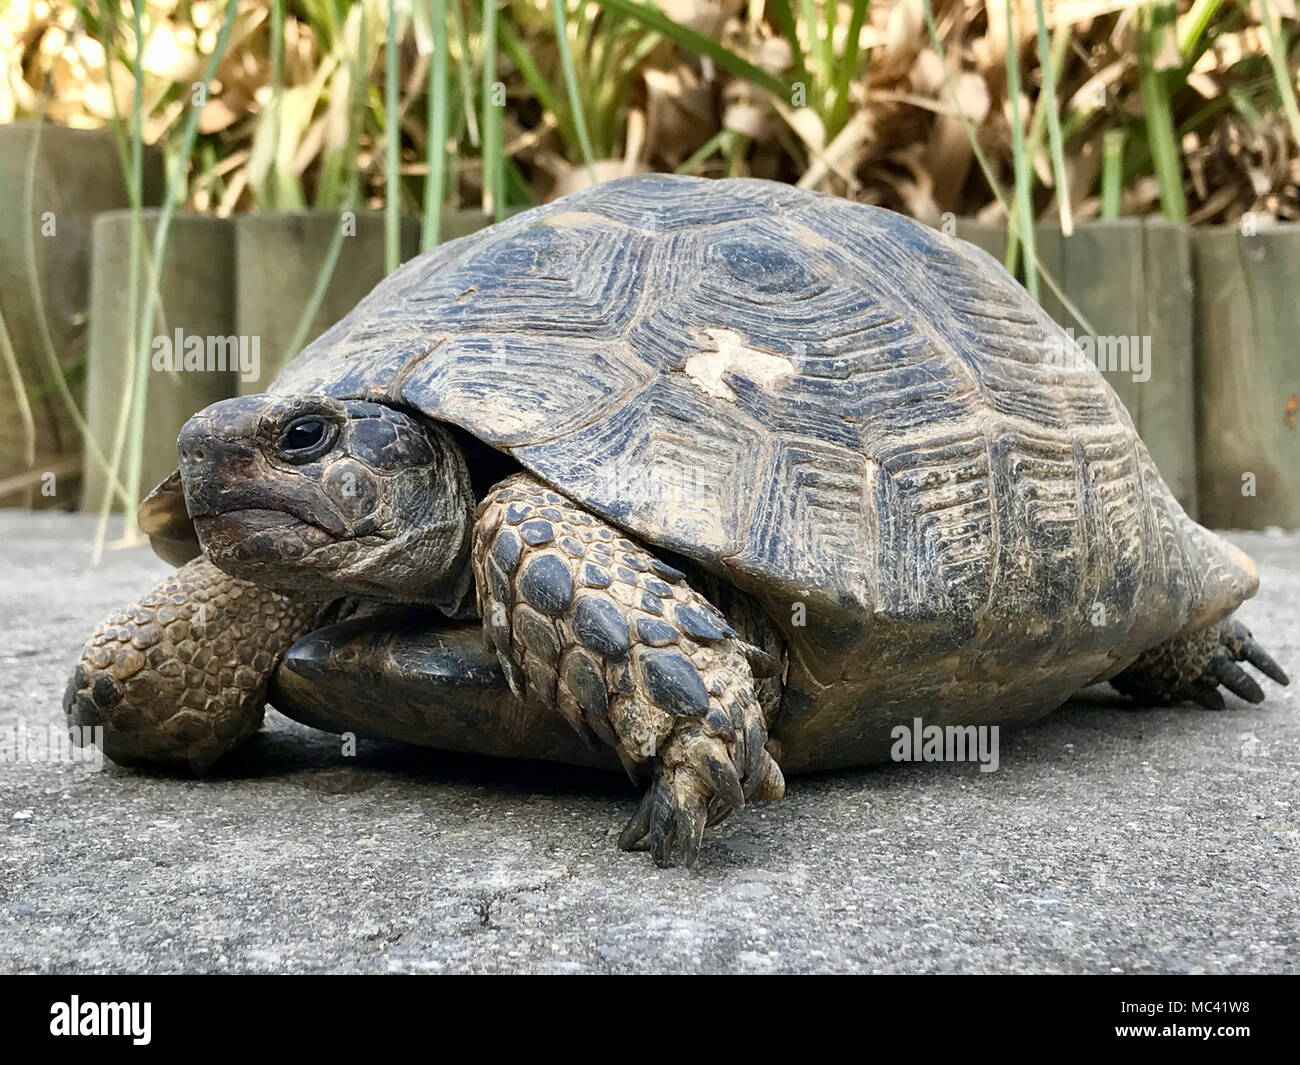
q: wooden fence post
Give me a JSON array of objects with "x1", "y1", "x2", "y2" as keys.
[
  {"x1": 1192, "y1": 225, "x2": 1300, "y2": 529},
  {"x1": 83, "y1": 211, "x2": 237, "y2": 511},
  {"x1": 0, "y1": 123, "x2": 164, "y2": 506},
  {"x1": 234, "y1": 211, "x2": 421, "y2": 394}
]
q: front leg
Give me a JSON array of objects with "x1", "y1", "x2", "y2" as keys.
[
  {"x1": 473, "y1": 473, "x2": 785, "y2": 867},
  {"x1": 65, "y1": 558, "x2": 324, "y2": 773}
]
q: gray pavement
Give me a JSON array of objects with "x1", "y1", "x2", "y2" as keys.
[{"x1": 1, "y1": 510, "x2": 1297, "y2": 973}]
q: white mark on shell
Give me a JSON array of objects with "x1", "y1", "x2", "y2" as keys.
[{"x1": 683, "y1": 329, "x2": 797, "y2": 402}]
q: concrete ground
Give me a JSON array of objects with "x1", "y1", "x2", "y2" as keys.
[{"x1": 1, "y1": 510, "x2": 1297, "y2": 974}]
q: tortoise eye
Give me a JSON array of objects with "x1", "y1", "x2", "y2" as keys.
[{"x1": 279, "y1": 417, "x2": 334, "y2": 460}]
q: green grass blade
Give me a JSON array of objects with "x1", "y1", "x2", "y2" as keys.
[
  {"x1": 828, "y1": 0, "x2": 870, "y2": 136},
  {"x1": 617, "y1": 28, "x2": 665, "y2": 79},
  {"x1": 1177, "y1": 0, "x2": 1225, "y2": 56},
  {"x1": 674, "y1": 128, "x2": 733, "y2": 174},
  {"x1": 422, "y1": 0, "x2": 449, "y2": 250},
  {"x1": 1228, "y1": 85, "x2": 1265, "y2": 125},
  {"x1": 0, "y1": 302, "x2": 36, "y2": 481},
  {"x1": 553, "y1": 0, "x2": 598, "y2": 181},
  {"x1": 1025, "y1": 23, "x2": 1069, "y2": 175},
  {"x1": 594, "y1": 0, "x2": 788, "y2": 98},
  {"x1": 281, "y1": 10, "x2": 370, "y2": 367},
  {"x1": 269, "y1": 0, "x2": 284, "y2": 208},
  {"x1": 1003, "y1": 0, "x2": 1037, "y2": 299},
  {"x1": 85, "y1": 2, "x2": 147, "y2": 547},
  {"x1": 1119, "y1": 82, "x2": 1265, "y2": 184},
  {"x1": 726, "y1": 129, "x2": 749, "y2": 177},
  {"x1": 385, "y1": 0, "x2": 401, "y2": 272},
  {"x1": 1032, "y1": 0, "x2": 1072, "y2": 234},
  {"x1": 1101, "y1": 128, "x2": 1125, "y2": 217},
  {"x1": 122, "y1": 0, "x2": 243, "y2": 531},
  {"x1": 1258, "y1": 0, "x2": 1300, "y2": 148},
  {"x1": 451, "y1": 0, "x2": 480, "y2": 146},
  {"x1": 499, "y1": 22, "x2": 571, "y2": 137},
  {"x1": 97, "y1": 4, "x2": 147, "y2": 544},
  {"x1": 574, "y1": 0, "x2": 594, "y2": 40},
  {"x1": 506, "y1": 157, "x2": 536, "y2": 205},
  {"x1": 797, "y1": 0, "x2": 822, "y2": 92},
  {"x1": 19, "y1": 116, "x2": 132, "y2": 522},
  {"x1": 922, "y1": 3, "x2": 1096, "y2": 335},
  {"x1": 67, "y1": 3, "x2": 151, "y2": 522},
  {"x1": 765, "y1": 0, "x2": 809, "y2": 83},
  {"x1": 481, "y1": 0, "x2": 505, "y2": 219},
  {"x1": 1137, "y1": 2, "x2": 1187, "y2": 221},
  {"x1": 279, "y1": 197, "x2": 357, "y2": 372},
  {"x1": 820, "y1": 0, "x2": 837, "y2": 99}
]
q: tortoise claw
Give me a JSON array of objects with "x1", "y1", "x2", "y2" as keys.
[
  {"x1": 1222, "y1": 620, "x2": 1290, "y2": 686},
  {"x1": 1209, "y1": 655, "x2": 1265, "y2": 704},
  {"x1": 621, "y1": 773, "x2": 710, "y2": 870},
  {"x1": 702, "y1": 750, "x2": 744, "y2": 812},
  {"x1": 1113, "y1": 616, "x2": 1289, "y2": 711},
  {"x1": 753, "y1": 753, "x2": 787, "y2": 801},
  {"x1": 618, "y1": 727, "x2": 760, "y2": 868},
  {"x1": 617, "y1": 783, "x2": 656, "y2": 852},
  {"x1": 741, "y1": 717, "x2": 766, "y2": 790},
  {"x1": 1240, "y1": 639, "x2": 1290, "y2": 686},
  {"x1": 670, "y1": 791, "x2": 708, "y2": 869},
  {"x1": 1183, "y1": 682, "x2": 1226, "y2": 711},
  {"x1": 741, "y1": 642, "x2": 781, "y2": 679},
  {"x1": 649, "y1": 779, "x2": 679, "y2": 867}
]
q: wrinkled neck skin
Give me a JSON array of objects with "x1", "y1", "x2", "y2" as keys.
[
  {"x1": 321, "y1": 420, "x2": 478, "y2": 617},
  {"x1": 398, "y1": 423, "x2": 477, "y2": 618}
]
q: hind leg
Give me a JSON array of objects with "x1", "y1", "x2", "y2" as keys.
[{"x1": 1110, "y1": 617, "x2": 1290, "y2": 709}]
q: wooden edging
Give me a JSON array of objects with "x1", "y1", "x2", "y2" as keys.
[
  {"x1": 1192, "y1": 225, "x2": 1300, "y2": 529},
  {"x1": 83, "y1": 210, "x2": 237, "y2": 513},
  {"x1": 0, "y1": 123, "x2": 164, "y2": 508}
]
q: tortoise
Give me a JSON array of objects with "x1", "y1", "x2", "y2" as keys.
[{"x1": 66, "y1": 174, "x2": 1289, "y2": 868}]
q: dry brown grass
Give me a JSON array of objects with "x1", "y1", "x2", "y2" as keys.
[{"x1": 2, "y1": 1, "x2": 1297, "y2": 224}]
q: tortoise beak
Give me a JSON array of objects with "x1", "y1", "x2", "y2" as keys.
[
  {"x1": 176, "y1": 400, "x2": 349, "y2": 537},
  {"x1": 177, "y1": 415, "x2": 259, "y2": 520}
]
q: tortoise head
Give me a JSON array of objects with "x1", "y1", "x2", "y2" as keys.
[{"x1": 171, "y1": 393, "x2": 477, "y2": 614}]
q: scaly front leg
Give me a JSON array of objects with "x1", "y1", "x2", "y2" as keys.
[
  {"x1": 473, "y1": 473, "x2": 785, "y2": 868},
  {"x1": 65, "y1": 558, "x2": 325, "y2": 773}
]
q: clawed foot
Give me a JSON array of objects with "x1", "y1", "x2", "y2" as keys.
[
  {"x1": 617, "y1": 709, "x2": 785, "y2": 868},
  {"x1": 1208, "y1": 620, "x2": 1290, "y2": 702},
  {"x1": 1112, "y1": 617, "x2": 1290, "y2": 710}
]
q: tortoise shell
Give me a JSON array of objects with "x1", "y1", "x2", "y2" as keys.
[{"x1": 184, "y1": 174, "x2": 1256, "y2": 767}]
